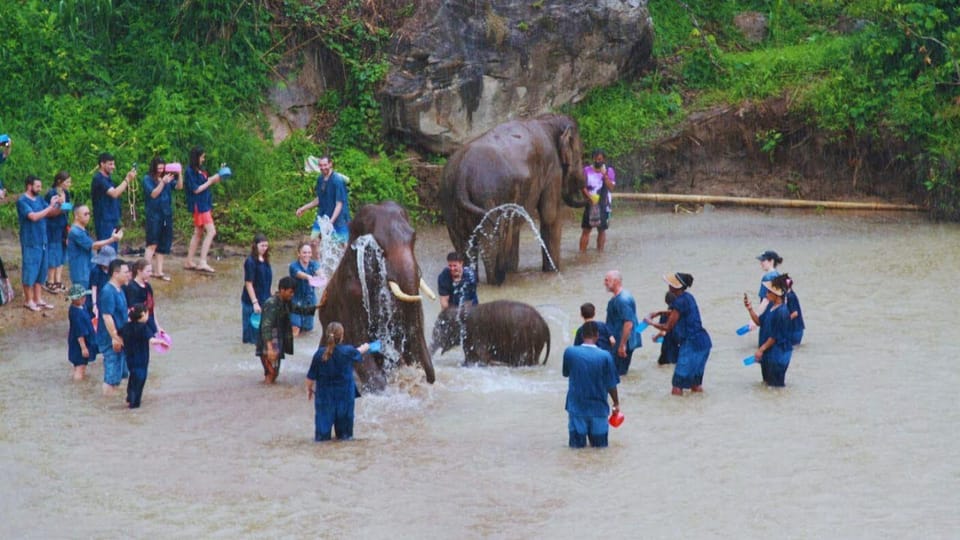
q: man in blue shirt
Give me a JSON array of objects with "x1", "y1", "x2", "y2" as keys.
[
  {"x1": 604, "y1": 269, "x2": 641, "y2": 375},
  {"x1": 563, "y1": 321, "x2": 620, "y2": 448},
  {"x1": 97, "y1": 258, "x2": 131, "y2": 395},
  {"x1": 66, "y1": 204, "x2": 123, "y2": 288},
  {"x1": 296, "y1": 156, "x2": 351, "y2": 243},
  {"x1": 17, "y1": 175, "x2": 62, "y2": 311},
  {"x1": 437, "y1": 252, "x2": 479, "y2": 309},
  {"x1": 91, "y1": 152, "x2": 135, "y2": 248},
  {"x1": 0, "y1": 135, "x2": 14, "y2": 300}
]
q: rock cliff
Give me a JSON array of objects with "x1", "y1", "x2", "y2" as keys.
[{"x1": 381, "y1": 0, "x2": 654, "y2": 154}]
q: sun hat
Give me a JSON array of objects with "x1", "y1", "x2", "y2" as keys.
[
  {"x1": 756, "y1": 250, "x2": 781, "y2": 261},
  {"x1": 66, "y1": 284, "x2": 92, "y2": 300},
  {"x1": 762, "y1": 280, "x2": 784, "y2": 296},
  {"x1": 90, "y1": 245, "x2": 118, "y2": 266},
  {"x1": 662, "y1": 273, "x2": 691, "y2": 290}
]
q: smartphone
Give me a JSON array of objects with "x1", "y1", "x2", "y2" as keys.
[{"x1": 131, "y1": 161, "x2": 138, "y2": 172}]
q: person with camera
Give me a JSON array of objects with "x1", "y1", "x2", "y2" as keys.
[
  {"x1": 183, "y1": 145, "x2": 227, "y2": 273},
  {"x1": 579, "y1": 149, "x2": 616, "y2": 252},
  {"x1": 142, "y1": 157, "x2": 181, "y2": 281},
  {"x1": 17, "y1": 175, "x2": 63, "y2": 311},
  {"x1": 91, "y1": 152, "x2": 136, "y2": 250}
]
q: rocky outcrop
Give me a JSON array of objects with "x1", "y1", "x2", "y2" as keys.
[{"x1": 382, "y1": 0, "x2": 654, "y2": 154}]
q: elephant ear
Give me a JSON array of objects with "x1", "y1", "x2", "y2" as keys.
[{"x1": 558, "y1": 126, "x2": 573, "y2": 174}]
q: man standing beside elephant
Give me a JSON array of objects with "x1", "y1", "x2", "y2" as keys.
[
  {"x1": 604, "y1": 270, "x2": 641, "y2": 376},
  {"x1": 437, "y1": 252, "x2": 479, "y2": 309},
  {"x1": 580, "y1": 149, "x2": 616, "y2": 252},
  {"x1": 257, "y1": 276, "x2": 296, "y2": 384},
  {"x1": 295, "y1": 156, "x2": 351, "y2": 243},
  {"x1": 563, "y1": 321, "x2": 620, "y2": 448}
]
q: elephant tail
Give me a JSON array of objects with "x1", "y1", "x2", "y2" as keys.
[{"x1": 457, "y1": 193, "x2": 489, "y2": 218}]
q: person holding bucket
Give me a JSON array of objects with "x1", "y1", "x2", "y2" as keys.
[
  {"x1": 646, "y1": 272, "x2": 713, "y2": 396},
  {"x1": 241, "y1": 233, "x2": 272, "y2": 344},
  {"x1": 562, "y1": 321, "x2": 621, "y2": 448}
]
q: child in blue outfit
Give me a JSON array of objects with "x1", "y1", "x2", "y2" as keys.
[
  {"x1": 67, "y1": 284, "x2": 97, "y2": 380},
  {"x1": 573, "y1": 302, "x2": 615, "y2": 352},
  {"x1": 120, "y1": 303, "x2": 163, "y2": 408},
  {"x1": 653, "y1": 291, "x2": 679, "y2": 365},
  {"x1": 743, "y1": 275, "x2": 795, "y2": 387},
  {"x1": 305, "y1": 321, "x2": 372, "y2": 441}
]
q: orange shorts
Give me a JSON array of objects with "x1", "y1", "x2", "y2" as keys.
[{"x1": 192, "y1": 210, "x2": 214, "y2": 227}]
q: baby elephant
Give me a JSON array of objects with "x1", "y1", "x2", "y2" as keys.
[{"x1": 431, "y1": 300, "x2": 550, "y2": 366}]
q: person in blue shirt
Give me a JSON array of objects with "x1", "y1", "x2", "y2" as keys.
[
  {"x1": 183, "y1": 145, "x2": 225, "y2": 273},
  {"x1": 242, "y1": 233, "x2": 273, "y2": 344},
  {"x1": 67, "y1": 205, "x2": 122, "y2": 292},
  {"x1": 781, "y1": 274, "x2": 805, "y2": 346},
  {"x1": 120, "y1": 303, "x2": 164, "y2": 408},
  {"x1": 142, "y1": 157, "x2": 181, "y2": 281},
  {"x1": 604, "y1": 269, "x2": 642, "y2": 375},
  {"x1": 289, "y1": 242, "x2": 321, "y2": 336},
  {"x1": 648, "y1": 273, "x2": 713, "y2": 395},
  {"x1": 563, "y1": 321, "x2": 620, "y2": 448},
  {"x1": 743, "y1": 275, "x2": 794, "y2": 387},
  {"x1": 44, "y1": 170, "x2": 73, "y2": 293},
  {"x1": 305, "y1": 321, "x2": 373, "y2": 441},
  {"x1": 67, "y1": 284, "x2": 97, "y2": 381},
  {"x1": 437, "y1": 252, "x2": 479, "y2": 309},
  {"x1": 17, "y1": 175, "x2": 62, "y2": 311},
  {"x1": 295, "y1": 155, "x2": 351, "y2": 243},
  {"x1": 91, "y1": 152, "x2": 135, "y2": 249},
  {"x1": 97, "y1": 258, "x2": 131, "y2": 395},
  {"x1": 652, "y1": 291, "x2": 680, "y2": 365},
  {"x1": 573, "y1": 302, "x2": 615, "y2": 352}
]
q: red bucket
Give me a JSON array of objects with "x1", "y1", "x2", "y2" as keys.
[{"x1": 608, "y1": 410, "x2": 625, "y2": 428}]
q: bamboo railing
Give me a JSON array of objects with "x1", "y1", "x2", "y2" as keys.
[{"x1": 612, "y1": 192, "x2": 924, "y2": 212}]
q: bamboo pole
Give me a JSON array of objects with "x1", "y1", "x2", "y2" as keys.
[{"x1": 612, "y1": 192, "x2": 924, "y2": 212}]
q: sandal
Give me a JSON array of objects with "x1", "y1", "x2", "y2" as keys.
[
  {"x1": 43, "y1": 282, "x2": 60, "y2": 294},
  {"x1": 183, "y1": 262, "x2": 198, "y2": 271},
  {"x1": 155, "y1": 274, "x2": 172, "y2": 282},
  {"x1": 23, "y1": 302, "x2": 41, "y2": 312},
  {"x1": 196, "y1": 265, "x2": 216, "y2": 274},
  {"x1": 37, "y1": 300, "x2": 55, "y2": 310}
]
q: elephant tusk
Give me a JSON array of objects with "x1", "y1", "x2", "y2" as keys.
[
  {"x1": 389, "y1": 280, "x2": 422, "y2": 303},
  {"x1": 419, "y1": 278, "x2": 437, "y2": 300}
]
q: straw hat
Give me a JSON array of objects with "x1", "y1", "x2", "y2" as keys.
[
  {"x1": 662, "y1": 273, "x2": 690, "y2": 289},
  {"x1": 762, "y1": 280, "x2": 784, "y2": 296}
]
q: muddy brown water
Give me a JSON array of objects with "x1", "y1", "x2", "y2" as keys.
[{"x1": 2, "y1": 207, "x2": 958, "y2": 538}]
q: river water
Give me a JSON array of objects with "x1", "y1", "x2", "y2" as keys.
[{"x1": 1, "y1": 207, "x2": 957, "y2": 539}]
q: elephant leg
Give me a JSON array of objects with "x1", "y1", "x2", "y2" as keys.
[
  {"x1": 506, "y1": 222, "x2": 520, "y2": 272},
  {"x1": 540, "y1": 219, "x2": 562, "y2": 273}
]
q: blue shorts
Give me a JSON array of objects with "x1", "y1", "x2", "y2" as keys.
[
  {"x1": 290, "y1": 311, "x2": 315, "y2": 332},
  {"x1": 145, "y1": 213, "x2": 174, "y2": 254},
  {"x1": 568, "y1": 414, "x2": 609, "y2": 448},
  {"x1": 21, "y1": 246, "x2": 47, "y2": 286},
  {"x1": 101, "y1": 344, "x2": 128, "y2": 386}
]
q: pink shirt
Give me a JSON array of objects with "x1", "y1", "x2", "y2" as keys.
[{"x1": 584, "y1": 165, "x2": 616, "y2": 205}]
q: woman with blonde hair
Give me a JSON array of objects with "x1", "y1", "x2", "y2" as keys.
[{"x1": 305, "y1": 322, "x2": 373, "y2": 441}]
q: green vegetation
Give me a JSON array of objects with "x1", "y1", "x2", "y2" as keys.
[
  {"x1": 0, "y1": 0, "x2": 418, "y2": 242},
  {"x1": 568, "y1": 0, "x2": 960, "y2": 217}
]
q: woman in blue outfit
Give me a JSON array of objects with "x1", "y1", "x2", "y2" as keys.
[
  {"x1": 743, "y1": 275, "x2": 794, "y2": 386},
  {"x1": 124, "y1": 259, "x2": 163, "y2": 335},
  {"x1": 288, "y1": 241, "x2": 320, "y2": 336},
  {"x1": 305, "y1": 322, "x2": 372, "y2": 442},
  {"x1": 781, "y1": 273, "x2": 805, "y2": 345},
  {"x1": 241, "y1": 233, "x2": 272, "y2": 343},
  {"x1": 142, "y1": 157, "x2": 180, "y2": 281},
  {"x1": 646, "y1": 273, "x2": 712, "y2": 395},
  {"x1": 44, "y1": 170, "x2": 72, "y2": 293}
]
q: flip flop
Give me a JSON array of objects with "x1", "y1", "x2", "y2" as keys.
[
  {"x1": 155, "y1": 274, "x2": 172, "y2": 282},
  {"x1": 196, "y1": 265, "x2": 216, "y2": 274},
  {"x1": 23, "y1": 303, "x2": 41, "y2": 312},
  {"x1": 37, "y1": 301, "x2": 55, "y2": 310},
  {"x1": 183, "y1": 263, "x2": 198, "y2": 271}
]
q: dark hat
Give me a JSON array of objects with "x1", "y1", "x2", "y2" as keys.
[{"x1": 756, "y1": 250, "x2": 781, "y2": 261}]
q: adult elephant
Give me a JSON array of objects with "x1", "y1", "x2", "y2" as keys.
[
  {"x1": 431, "y1": 300, "x2": 551, "y2": 367},
  {"x1": 317, "y1": 201, "x2": 437, "y2": 392},
  {"x1": 439, "y1": 114, "x2": 587, "y2": 285}
]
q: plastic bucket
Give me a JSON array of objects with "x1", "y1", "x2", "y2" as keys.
[
  {"x1": 250, "y1": 312, "x2": 261, "y2": 329},
  {"x1": 153, "y1": 330, "x2": 172, "y2": 354},
  {"x1": 608, "y1": 410, "x2": 625, "y2": 428}
]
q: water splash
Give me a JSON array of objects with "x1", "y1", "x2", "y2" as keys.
[
  {"x1": 313, "y1": 215, "x2": 345, "y2": 285},
  {"x1": 351, "y1": 234, "x2": 405, "y2": 372},
  {"x1": 464, "y1": 203, "x2": 559, "y2": 280}
]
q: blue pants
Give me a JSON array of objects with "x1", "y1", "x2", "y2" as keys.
[
  {"x1": 614, "y1": 348, "x2": 634, "y2": 376},
  {"x1": 568, "y1": 414, "x2": 609, "y2": 448},
  {"x1": 242, "y1": 302, "x2": 257, "y2": 344},
  {"x1": 314, "y1": 387, "x2": 355, "y2": 441},
  {"x1": 672, "y1": 342, "x2": 711, "y2": 389},
  {"x1": 126, "y1": 365, "x2": 148, "y2": 408}
]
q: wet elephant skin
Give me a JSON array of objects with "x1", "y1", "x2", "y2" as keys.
[{"x1": 432, "y1": 300, "x2": 550, "y2": 366}]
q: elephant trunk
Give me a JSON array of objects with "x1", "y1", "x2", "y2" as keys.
[{"x1": 563, "y1": 189, "x2": 588, "y2": 209}]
